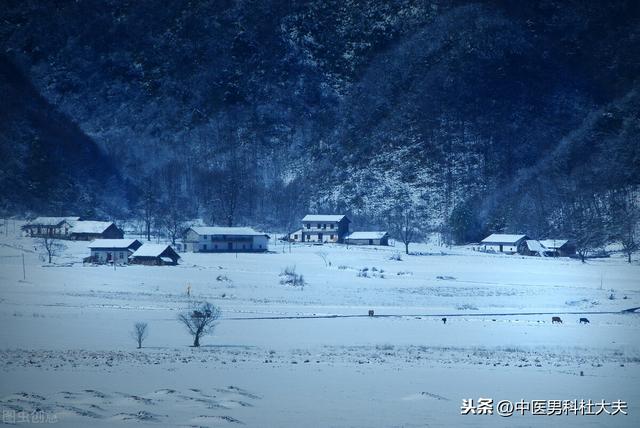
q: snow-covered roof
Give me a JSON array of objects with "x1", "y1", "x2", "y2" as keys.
[
  {"x1": 539, "y1": 239, "x2": 569, "y2": 249},
  {"x1": 131, "y1": 244, "x2": 178, "y2": 258},
  {"x1": 288, "y1": 229, "x2": 302, "y2": 236},
  {"x1": 190, "y1": 226, "x2": 268, "y2": 237},
  {"x1": 481, "y1": 234, "x2": 528, "y2": 244},
  {"x1": 28, "y1": 216, "x2": 80, "y2": 226},
  {"x1": 525, "y1": 240, "x2": 547, "y2": 253},
  {"x1": 346, "y1": 231, "x2": 389, "y2": 240},
  {"x1": 69, "y1": 221, "x2": 115, "y2": 234},
  {"x1": 302, "y1": 215, "x2": 347, "y2": 222},
  {"x1": 88, "y1": 239, "x2": 140, "y2": 249}
]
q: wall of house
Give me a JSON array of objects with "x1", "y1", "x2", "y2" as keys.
[
  {"x1": 185, "y1": 233, "x2": 269, "y2": 252},
  {"x1": 90, "y1": 249, "x2": 130, "y2": 263}
]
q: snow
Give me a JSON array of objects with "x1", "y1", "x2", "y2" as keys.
[
  {"x1": 481, "y1": 233, "x2": 528, "y2": 244},
  {"x1": 88, "y1": 239, "x2": 140, "y2": 249},
  {"x1": 130, "y1": 243, "x2": 175, "y2": 258},
  {"x1": 302, "y1": 214, "x2": 347, "y2": 222},
  {"x1": 346, "y1": 231, "x2": 388, "y2": 240},
  {"x1": 189, "y1": 226, "x2": 268, "y2": 236},
  {"x1": 68, "y1": 220, "x2": 114, "y2": 234},
  {"x1": 1, "y1": 223, "x2": 639, "y2": 427},
  {"x1": 525, "y1": 239, "x2": 547, "y2": 254}
]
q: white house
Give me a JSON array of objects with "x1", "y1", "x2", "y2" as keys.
[
  {"x1": 300, "y1": 215, "x2": 350, "y2": 243},
  {"x1": 87, "y1": 239, "x2": 142, "y2": 264},
  {"x1": 345, "y1": 231, "x2": 390, "y2": 246},
  {"x1": 184, "y1": 227, "x2": 270, "y2": 252},
  {"x1": 480, "y1": 234, "x2": 529, "y2": 254}
]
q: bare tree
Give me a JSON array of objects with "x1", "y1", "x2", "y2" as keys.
[
  {"x1": 388, "y1": 204, "x2": 424, "y2": 255},
  {"x1": 316, "y1": 251, "x2": 330, "y2": 267},
  {"x1": 131, "y1": 322, "x2": 148, "y2": 349},
  {"x1": 138, "y1": 180, "x2": 158, "y2": 241},
  {"x1": 38, "y1": 237, "x2": 66, "y2": 264},
  {"x1": 178, "y1": 301, "x2": 221, "y2": 347}
]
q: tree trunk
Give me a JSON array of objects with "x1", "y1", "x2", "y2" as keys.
[
  {"x1": 405, "y1": 242, "x2": 409, "y2": 255},
  {"x1": 629, "y1": 252, "x2": 632, "y2": 263},
  {"x1": 146, "y1": 221, "x2": 151, "y2": 241},
  {"x1": 193, "y1": 335, "x2": 200, "y2": 347}
]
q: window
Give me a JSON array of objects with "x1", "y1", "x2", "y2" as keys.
[
  {"x1": 330, "y1": 234, "x2": 334, "y2": 240},
  {"x1": 214, "y1": 244, "x2": 218, "y2": 249},
  {"x1": 294, "y1": 234, "x2": 298, "y2": 239},
  {"x1": 203, "y1": 244, "x2": 207, "y2": 251},
  {"x1": 203, "y1": 235, "x2": 207, "y2": 239},
  {"x1": 306, "y1": 223, "x2": 310, "y2": 229},
  {"x1": 119, "y1": 252, "x2": 124, "y2": 259},
  {"x1": 259, "y1": 245, "x2": 262, "y2": 249},
  {"x1": 330, "y1": 224, "x2": 334, "y2": 229},
  {"x1": 322, "y1": 224, "x2": 326, "y2": 229},
  {"x1": 317, "y1": 223, "x2": 321, "y2": 228},
  {"x1": 242, "y1": 244, "x2": 246, "y2": 249}
]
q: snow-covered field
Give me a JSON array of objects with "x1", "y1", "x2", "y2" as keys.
[{"x1": 1, "y1": 225, "x2": 639, "y2": 427}]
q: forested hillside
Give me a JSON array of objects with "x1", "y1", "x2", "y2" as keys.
[{"x1": 1, "y1": 0, "x2": 638, "y2": 247}]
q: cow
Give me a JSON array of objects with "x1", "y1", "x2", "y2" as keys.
[
  {"x1": 368, "y1": 310, "x2": 374, "y2": 317},
  {"x1": 552, "y1": 316, "x2": 563, "y2": 324},
  {"x1": 441, "y1": 317, "x2": 447, "y2": 324},
  {"x1": 579, "y1": 317, "x2": 590, "y2": 324}
]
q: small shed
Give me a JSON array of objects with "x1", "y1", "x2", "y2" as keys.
[
  {"x1": 130, "y1": 244, "x2": 180, "y2": 266},
  {"x1": 287, "y1": 229, "x2": 303, "y2": 242},
  {"x1": 345, "y1": 231, "x2": 390, "y2": 246},
  {"x1": 480, "y1": 234, "x2": 529, "y2": 254},
  {"x1": 87, "y1": 239, "x2": 142, "y2": 264},
  {"x1": 539, "y1": 239, "x2": 576, "y2": 257},
  {"x1": 69, "y1": 221, "x2": 124, "y2": 241}
]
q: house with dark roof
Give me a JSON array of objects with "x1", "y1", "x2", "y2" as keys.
[
  {"x1": 68, "y1": 221, "x2": 124, "y2": 241},
  {"x1": 300, "y1": 215, "x2": 350, "y2": 243}
]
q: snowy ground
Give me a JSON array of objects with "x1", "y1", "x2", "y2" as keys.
[{"x1": 1, "y1": 224, "x2": 639, "y2": 427}]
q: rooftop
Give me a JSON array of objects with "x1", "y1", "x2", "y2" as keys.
[
  {"x1": 190, "y1": 226, "x2": 268, "y2": 237},
  {"x1": 131, "y1": 244, "x2": 178, "y2": 258},
  {"x1": 346, "y1": 231, "x2": 389, "y2": 240},
  {"x1": 302, "y1": 215, "x2": 347, "y2": 222},
  {"x1": 481, "y1": 234, "x2": 528, "y2": 244}
]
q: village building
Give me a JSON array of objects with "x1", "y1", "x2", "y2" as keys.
[
  {"x1": 86, "y1": 239, "x2": 142, "y2": 264},
  {"x1": 539, "y1": 239, "x2": 576, "y2": 257},
  {"x1": 68, "y1": 221, "x2": 124, "y2": 241},
  {"x1": 480, "y1": 234, "x2": 529, "y2": 254},
  {"x1": 22, "y1": 217, "x2": 81, "y2": 238},
  {"x1": 287, "y1": 229, "x2": 303, "y2": 242},
  {"x1": 300, "y1": 215, "x2": 350, "y2": 243},
  {"x1": 345, "y1": 231, "x2": 390, "y2": 246},
  {"x1": 184, "y1": 227, "x2": 270, "y2": 252},
  {"x1": 129, "y1": 244, "x2": 180, "y2": 266}
]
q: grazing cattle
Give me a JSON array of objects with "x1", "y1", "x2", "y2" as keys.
[
  {"x1": 552, "y1": 316, "x2": 563, "y2": 324},
  {"x1": 579, "y1": 317, "x2": 590, "y2": 324},
  {"x1": 368, "y1": 310, "x2": 374, "y2": 317},
  {"x1": 441, "y1": 317, "x2": 447, "y2": 324}
]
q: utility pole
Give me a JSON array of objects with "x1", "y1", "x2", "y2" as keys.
[{"x1": 22, "y1": 253, "x2": 26, "y2": 280}]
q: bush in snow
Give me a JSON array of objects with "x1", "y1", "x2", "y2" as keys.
[
  {"x1": 279, "y1": 266, "x2": 306, "y2": 289},
  {"x1": 456, "y1": 303, "x2": 479, "y2": 310},
  {"x1": 389, "y1": 252, "x2": 403, "y2": 261}
]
